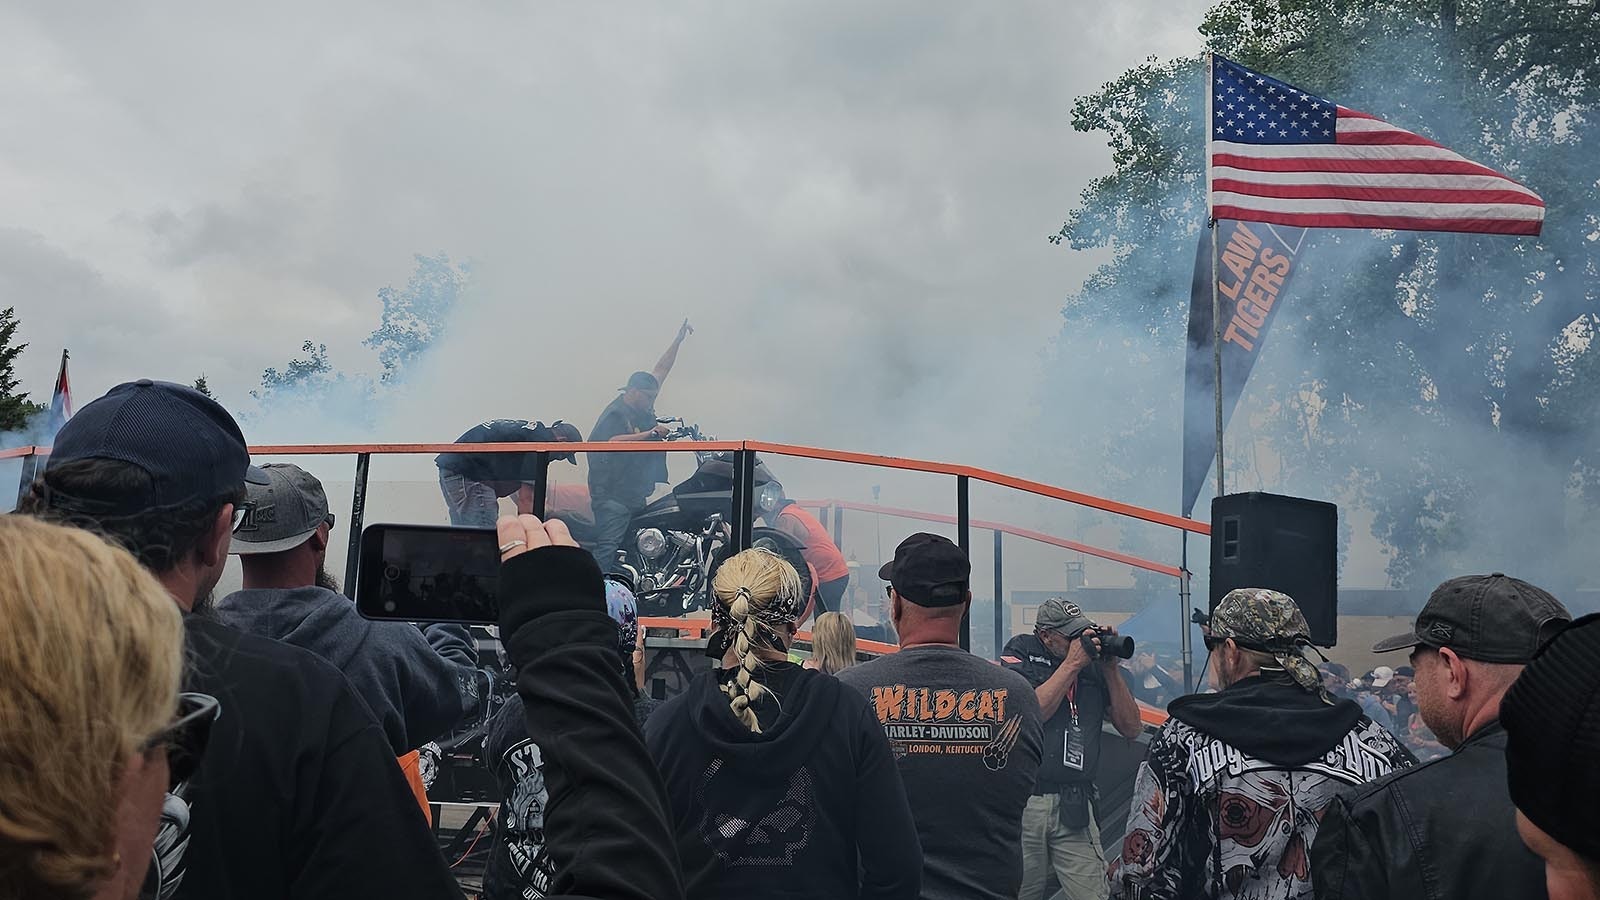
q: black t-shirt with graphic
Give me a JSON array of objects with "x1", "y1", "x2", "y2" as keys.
[
  {"x1": 1002, "y1": 633, "x2": 1111, "y2": 790},
  {"x1": 838, "y1": 646, "x2": 1043, "y2": 900},
  {"x1": 483, "y1": 692, "x2": 661, "y2": 900},
  {"x1": 435, "y1": 420, "x2": 555, "y2": 489}
]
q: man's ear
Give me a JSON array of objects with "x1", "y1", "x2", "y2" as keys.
[
  {"x1": 310, "y1": 522, "x2": 330, "y2": 556},
  {"x1": 201, "y1": 504, "x2": 234, "y2": 569},
  {"x1": 1439, "y1": 647, "x2": 1469, "y2": 699}
]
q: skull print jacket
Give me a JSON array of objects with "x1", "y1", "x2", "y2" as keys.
[{"x1": 1113, "y1": 676, "x2": 1415, "y2": 900}]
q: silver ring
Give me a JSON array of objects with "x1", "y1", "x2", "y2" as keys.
[{"x1": 498, "y1": 540, "x2": 527, "y2": 554}]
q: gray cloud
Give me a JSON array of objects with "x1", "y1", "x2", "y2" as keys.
[{"x1": 0, "y1": 0, "x2": 1207, "y2": 490}]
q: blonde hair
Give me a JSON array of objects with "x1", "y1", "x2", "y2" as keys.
[
  {"x1": 0, "y1": 516, "x2": 184, "y2": 900},
  {"x1": 809, "y1": 612, "x2": 858, "y2": 675},
  {"x1": 711, "y1": 548, "x2": 803, "y2": 734}
]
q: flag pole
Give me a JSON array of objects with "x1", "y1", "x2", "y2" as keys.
[
  {"x1": 1206, "y1": 52, "x2": 1225, "y2": 498},
  {"x1": 1211, "y1": 224, "x2": 1224, "y2": 497}
]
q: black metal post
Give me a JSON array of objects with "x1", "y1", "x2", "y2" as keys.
[
  {"x1": 732, "y1": 449, "x2": 755, "y2": 551},
  {"x1": 531, "y1": 451, "x2": 550, "y2": 518},
  {"x1": 957, "y1": 474, "x2": 971, "y2": 651},
  {"x1": 343, "y1": 453, "x2": 371, "y2": 601},
  {"x1": 831, "y1": 502, "x2": 845, "y2": 547},
  {"x1": 1180, "y1": 532, "x2": 1194, "y2": 693},
  {"x1": 14, "y1": 452, "x2": 39, "y2": 510},
  {"x1": 993, "y1": 529, "x2": 1004, "y2": 660}
]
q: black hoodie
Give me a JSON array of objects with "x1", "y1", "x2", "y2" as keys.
[
  {"x1": 1113, "y1": 676, "x2": 1415, "y2": 900},
  {"x1": 1167, "y1": 676, "x2": 1365, "y2": 766},
  {"x1": 644, "y1": 662, "x2": 923, "y2": 900}
]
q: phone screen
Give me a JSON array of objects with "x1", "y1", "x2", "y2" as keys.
[{"x1": 356, "y1": 523, "x2": 501, "y2": 624}]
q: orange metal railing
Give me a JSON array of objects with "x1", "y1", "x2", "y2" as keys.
[{"x1": 6, "y1": 437, "x2": 1204, "y2": 687}]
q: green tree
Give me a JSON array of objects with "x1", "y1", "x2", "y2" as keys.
[
  {"x1": 364, "y1": 253, "x2": 470, "y2": 384},
  {"x1": 1050, "y1": 0, "x2": 1600, "y2": 587},
  {"x1": 193, "y1": 374, "x2": 213, "y2": 398},
  {"x1": 0, "y1": 307, "x2": 46, "y2": 433}
]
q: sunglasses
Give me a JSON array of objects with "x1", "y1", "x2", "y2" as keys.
[{"x1": 142, "y1": 692, "x2": 219, "y2": 791}]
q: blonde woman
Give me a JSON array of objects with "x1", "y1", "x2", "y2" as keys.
[
  {"x1": 644, "y1": 548, "x2": 922, "y2": 899},
  {"x1": 0, "y1": 516, "x2": 207, "y2": 900},
  {"x1": 806, "y1": 611, "x2": 859, "y2": 675}
]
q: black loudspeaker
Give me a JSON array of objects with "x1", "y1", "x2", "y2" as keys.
[{"x1": 1210, "y1": 492, "x2": 1338, "y2": 647}]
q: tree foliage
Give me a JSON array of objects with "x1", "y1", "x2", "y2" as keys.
[
  {"x1": 1051, "y1": 0, "x2": 1600, "y2": 588},
  {"x1": 193, "y1": 374, "x2": 213, "y2": 398},
  {"x1": 364, "y1": 253, "x2": 469, "y2": 384},
  {"x1": 0, "y1": 307, "x2": 46, "y2": 434}
]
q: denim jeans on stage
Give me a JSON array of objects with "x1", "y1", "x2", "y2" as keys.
[{"x1": 439, "y1": 470, "x2": 500, "y2": 528}]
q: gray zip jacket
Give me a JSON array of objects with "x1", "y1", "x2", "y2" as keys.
[{"x1": 217, "y1": 586, "x2": 480, "y2": 753}]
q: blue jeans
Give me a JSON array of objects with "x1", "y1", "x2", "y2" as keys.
[
  {"x1": 590, "y1": 497, "x2": 634, "y2": 574},
  {"x1": 439, "y1": 470, "x2": 499, "y2": 528}
]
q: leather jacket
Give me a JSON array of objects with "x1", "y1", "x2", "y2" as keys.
[{"x1": 1310, "y1": 720, "x2": 1546, "y2": 900}]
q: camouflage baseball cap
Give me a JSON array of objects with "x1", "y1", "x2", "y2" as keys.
[{"x1": 1210, "y1": 588, "x2": 1321, "y2": 692}]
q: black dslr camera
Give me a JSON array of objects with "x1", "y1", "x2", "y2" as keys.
[{"x1": 1079, "y1": 625, "x2": 1135, "y2": 660}]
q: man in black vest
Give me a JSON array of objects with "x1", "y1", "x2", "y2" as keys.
[{"x1": 587, "y1": 320, "x2": 692, "y2": 573}]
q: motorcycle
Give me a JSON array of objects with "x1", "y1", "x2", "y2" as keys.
[{"x1": 553, "y1": 422, "x2": 810, "y2": 617}]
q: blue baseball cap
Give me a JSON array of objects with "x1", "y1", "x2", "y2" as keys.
[{"x1": 48, "y1": 379, "x2": 269, "y2": 510}]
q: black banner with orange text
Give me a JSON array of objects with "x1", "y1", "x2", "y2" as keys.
[{"x1": 1181, "y1": 219, "x2": 1307, "y2": 517}]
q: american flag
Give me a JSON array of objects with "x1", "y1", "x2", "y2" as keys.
[{"x1": 1209, "y1": 55, "x2": 1544, "y2": 236}]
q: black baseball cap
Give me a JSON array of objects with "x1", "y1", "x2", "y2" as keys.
[
  {"x1": 546, "y1": 420, "x2": 583, "y2": 464},
  {"x1": 48, "y1": 379, "x2": 269, "y2": 510},
  {"x1": 1372, "y1": 573, "x2": 1571, "y2": 664},
  {"x1": 620, "y1": 372, "x2": 660, "y2": 392},
  {"x1": 879, "y1": 533, "x2": 970, "y2": 607}
]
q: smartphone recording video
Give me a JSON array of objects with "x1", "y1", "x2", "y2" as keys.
[{"x1": 356, "y1": 523, "x2": 501, "y2": 624}]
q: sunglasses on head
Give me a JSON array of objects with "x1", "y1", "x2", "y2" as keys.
[{"x1": 142, "y1": 692, "x2": 219, "y2": 791}]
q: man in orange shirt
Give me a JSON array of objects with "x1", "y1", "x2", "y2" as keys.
[{"x1": 759, "y1": 492, "x2": 850, "y2": 616}]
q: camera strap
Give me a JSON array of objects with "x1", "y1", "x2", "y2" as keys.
[{"x1": 1063, "y1": 679, "x2": 1086, "y2": 771}]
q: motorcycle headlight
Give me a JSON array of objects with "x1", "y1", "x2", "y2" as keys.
[
  {"x1": 636, "y1": 528, "x2": 668, "y2": 560},
  {"x1": 758, "y1": 483, "x2": 782, "y2": 514}
]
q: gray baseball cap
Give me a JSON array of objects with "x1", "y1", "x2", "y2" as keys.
[
  {"x1": 1035, "y1": 597, "x2": 1094, "y2": 636},
  {"x1": 230, "y1": 463, "x2": 331, "y2": 555},
  {"x1": 1372, "y1": 573, "x2": 1571, "y2": 664}
]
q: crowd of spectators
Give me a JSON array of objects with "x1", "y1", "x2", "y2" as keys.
[{"x1": 4, "y1": 377, "x2": 1598, "y2": 900}]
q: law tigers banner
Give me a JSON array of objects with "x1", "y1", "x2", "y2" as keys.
[{"x1": 1180, "y1": 220, "x2": 1308, "y2": 517}]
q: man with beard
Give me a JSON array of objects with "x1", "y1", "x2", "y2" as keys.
[
  {"x1": 22, "y1": 380, "x2": 461, "y2": 899},
  {"x1": 1311, "y1": 574, "x2": 1571, "y2": 900},
  {"x1": 587, "y1": 320, "x2": 693, "y2": 573},
  {"x1": 1115, "y1": 589, "x2": 1414, "y2": 900},
  {"x1": 217, "y1": 463, "x2": 483, "y2": 755}
]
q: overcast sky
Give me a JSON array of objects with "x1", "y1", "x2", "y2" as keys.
[{"x1": 0, "y1": 1, "x2": 1208, "y2": 480}]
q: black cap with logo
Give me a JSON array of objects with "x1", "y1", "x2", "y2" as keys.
[
  {"x1": 1372, "y1": 573, "x2": 1571, "y2": 664},
  {"x1": 878, "y1": 533, "x2": 970, "y2": 607}
]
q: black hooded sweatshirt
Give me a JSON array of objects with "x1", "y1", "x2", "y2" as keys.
[
  {"x1": 644, "y1": 661, "x2": 923, "y2": 900},
  {"x1": 1115, "y1": 675, "x2": 1415, "y2": 900}
]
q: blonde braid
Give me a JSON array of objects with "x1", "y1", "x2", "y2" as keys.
[
  {"x1": 712, "y1": 548, "x2": 803, "y2": 734},
  {"x1": 722, "y1": 588, "x2": 768, "y2": 733}
]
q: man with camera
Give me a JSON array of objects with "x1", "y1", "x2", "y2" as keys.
[{"x1": 1004, "y1": 598, "x2": 1143, "y2": 900}]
